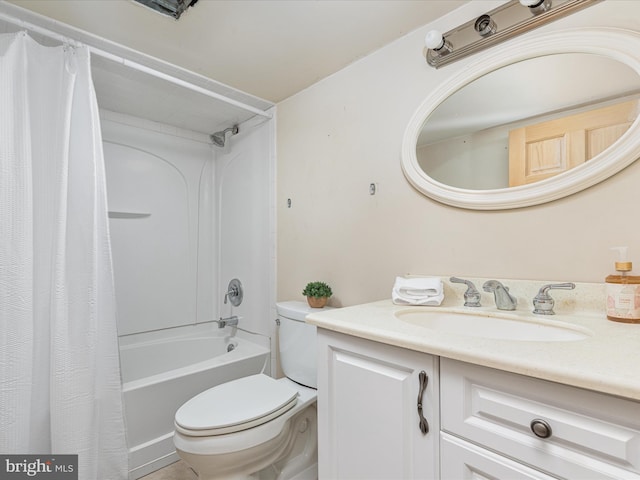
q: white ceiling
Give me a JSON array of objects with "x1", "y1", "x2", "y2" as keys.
[{"x1": 8, "y1": 0, "x2": 466, "y2": 103}]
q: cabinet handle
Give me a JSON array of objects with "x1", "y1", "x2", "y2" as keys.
[
  {"x1": 530, "y1": 418, "x2": 552, "y2": 438},
  {"x1": 417, "y1": 370, "x2": 429, "y2": 435}
]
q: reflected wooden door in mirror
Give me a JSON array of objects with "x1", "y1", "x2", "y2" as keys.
[{"x1": 508, "y1": 99, "x2": 640, "y2": 187}]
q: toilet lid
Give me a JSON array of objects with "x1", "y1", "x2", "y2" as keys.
[{"x1": 175, "y1": 374, "x2": 299, "y2": 436}]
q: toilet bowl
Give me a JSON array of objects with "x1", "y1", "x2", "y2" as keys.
[{"x1": 173, "y1": 301, "x2": 331, "y2": 480}]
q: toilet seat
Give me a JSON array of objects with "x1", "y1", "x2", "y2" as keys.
[{"x1": 175, "y1": 374, "x2": 299, "y2": 437}]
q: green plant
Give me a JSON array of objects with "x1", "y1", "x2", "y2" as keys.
[{"x1": 302, "y1": 281, "x2": 333, "y2": 298}]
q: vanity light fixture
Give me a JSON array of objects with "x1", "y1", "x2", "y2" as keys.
[
  {"x1": 133, "y1": 0, "x2": 199, "y2": 20},
  {"x1": 425, "y1": 29, "x2": 452, "y2": 55},
  {"x1": 520, "y1": 0, "x2": 553, "y2": 15},
  {"x1": 474, "y1": 15, "x2": 497, "y2": 37},
  {"x1": 425, "y1": 0, "x2": 601, "y2": 68}
]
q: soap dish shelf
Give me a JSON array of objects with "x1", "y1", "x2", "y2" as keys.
[{"x1": 108, "y1": 211, "x2": 151, "y2": 219}]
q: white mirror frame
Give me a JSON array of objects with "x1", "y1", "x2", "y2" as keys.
[{"x1": 401, "y1": 27, "x2": 640, "y2": 210}]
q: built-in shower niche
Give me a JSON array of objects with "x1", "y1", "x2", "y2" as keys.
[{"x1": 103, "y1": 113, "x2": 214, "y2": 336}]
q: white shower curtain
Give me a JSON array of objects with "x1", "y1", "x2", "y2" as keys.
[{"x1": 0, "y1": 32, "x2": 128, "y2": 479}]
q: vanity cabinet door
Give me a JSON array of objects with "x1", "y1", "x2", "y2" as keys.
[
  {"x1": 441, "y1": 432, "x2": 556, "y2": 480},
  {"x1": 317, "y1": 329, "x2": 439, "y2": 480}
]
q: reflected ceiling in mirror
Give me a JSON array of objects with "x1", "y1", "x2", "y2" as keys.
[
  {"x1": 401, "y1": 28, "x2": 640, "y2": 210},
  {"x1": 417, "y1": 54, "x2": 639, "y2": 190}
]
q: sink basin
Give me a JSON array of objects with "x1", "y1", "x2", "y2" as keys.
[{"x1": 395, "y1": 309, "x2": 591, "y2": 342}]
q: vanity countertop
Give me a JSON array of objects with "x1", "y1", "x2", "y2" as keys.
[{"x1": 305, "y1": 278, "x2": 640, "y2": 402}]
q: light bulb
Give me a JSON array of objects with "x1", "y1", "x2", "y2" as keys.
[
  {"x1": 425, "y1": 30, "x2": 445, "y2": 50},
  {"x1": 519, "y1": 0, "x2": 543, "y2": 6}
]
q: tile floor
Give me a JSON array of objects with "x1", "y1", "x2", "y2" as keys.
[{"x1": 140, "y1": 460, "x2": 197, "y2": 480}]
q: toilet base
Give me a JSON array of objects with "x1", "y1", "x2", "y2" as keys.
[{"x1": 177, "y1": 404, "x2": 317, "y2": 480}]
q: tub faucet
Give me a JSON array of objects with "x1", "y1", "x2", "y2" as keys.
[
  {"x1": 482, "y1": 280, "x2": 517, "y2": 311},
  {"x1": 217, "y1": 315, "x2": 238, "y2": 328}
]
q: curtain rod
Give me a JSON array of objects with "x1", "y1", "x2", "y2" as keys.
[{"x1": 0, "y1": 8, "x2": 273, "y2": 120}]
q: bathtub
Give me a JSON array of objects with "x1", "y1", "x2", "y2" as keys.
[{"x1": 120, "y1": 331, "x2": 270, "y2": 479}]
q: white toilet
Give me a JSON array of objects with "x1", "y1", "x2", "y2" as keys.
[{"x1": 173, "y1": 301, "x2": 330, "y2": 480}]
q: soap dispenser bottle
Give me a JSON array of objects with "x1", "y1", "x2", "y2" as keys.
[{"x1": 606, "y1": 246, "x2": 640, "y2": 323}]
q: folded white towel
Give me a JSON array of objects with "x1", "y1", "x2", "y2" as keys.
[
  {"x1": 394, "y1": 276, "x2": 443, "y2": 296},
  {"x1": 391, "y1": 276, "x2": 444, "y2": 306},
  {"x1": 392, "y1": 290, "x2": 444, "y2": 306}
]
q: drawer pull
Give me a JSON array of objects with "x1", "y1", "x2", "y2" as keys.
[
  {"x1": 417, "y1": 370, "x2": 429, "y2": 435},
  {"x1": 530, "y1": 419, "x2": 552, "y2": 438}
]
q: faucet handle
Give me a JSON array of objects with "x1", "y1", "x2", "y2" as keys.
[
  {"x1": 533, "y1": 283, "x2": 575, "y2": 315},
  {"x1": 224, "y1": 278, "x2": 243, "y2": 306},
  {"x1": 450, "y1": 277, "x2": 481, "y2": 307}
]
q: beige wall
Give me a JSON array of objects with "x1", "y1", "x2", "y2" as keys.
[{"x1": 277, "y1": 0, "x2": 640, "y2": 307}]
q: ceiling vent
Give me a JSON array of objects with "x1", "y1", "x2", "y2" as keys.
[{"x1": 132, "y1": 0, "x2": 199, "y2": 20}]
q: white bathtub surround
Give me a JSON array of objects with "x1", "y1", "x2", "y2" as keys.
[
  {"x1": 306, "y1": 277, "x2": 640, "y2": 401},
  {"x1": 102, "y1": 112, "x2": 276, "y2": 478},
  {"x1": 0, "y1": 32, "x2": 127, "y2": 478}
]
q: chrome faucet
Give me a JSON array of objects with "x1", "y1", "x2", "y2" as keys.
[
  {"x1": 482, "y1": 280, "x2": 517, "y2": 311},
  {"x1": 217, "y1": 315, "x2": 239, "y2": 328},
  {"x1": 533, "y1": 283, "x2": 575, "y2": 315},
  {"x1": 224, "y1": 278, "x2": 243, "y2": 307},
  {"x1": 450, "y1": 277, "x2": 481, "y2": 307}
]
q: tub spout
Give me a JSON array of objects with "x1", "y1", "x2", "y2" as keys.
[{"x1": 217, "y1": 315, "x2": 238, "y2": 328}]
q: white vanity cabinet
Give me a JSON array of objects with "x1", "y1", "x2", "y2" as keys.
[
  {"x1": 316, "y1": 325, "x2": 640, "y2": 480},
  {"x1": 440, "y1": 358, "x2": 640, "y2": 480},
  {"x1": 317, "y1": 329, "x2": 440, "y2": 479}
]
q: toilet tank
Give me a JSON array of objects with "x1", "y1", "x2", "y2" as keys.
[{"x1": 276, "y1": 301, "x2": 334, "y2": 389}]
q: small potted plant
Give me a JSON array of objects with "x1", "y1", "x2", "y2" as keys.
[{"x1": 302, "y1": 281, "x2": 333, "y2": 308}]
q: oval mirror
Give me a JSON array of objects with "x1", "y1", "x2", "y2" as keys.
[{"x1": 401, "y1": 28, "x2": 640, "y2": 210}]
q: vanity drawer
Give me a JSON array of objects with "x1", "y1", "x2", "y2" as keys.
[
  {"x1": 441, "y1": 432, "x2": 557, "y2": 480},
  {"x1": 441, "y1": 358, "x2": 640, "y2": 479}
]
